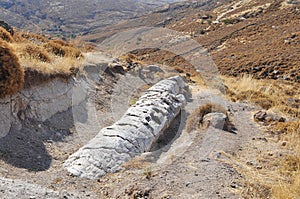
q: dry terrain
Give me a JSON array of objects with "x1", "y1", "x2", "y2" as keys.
[{"x1": 0, "y1": 0, "x2": 299, "y2": 198}]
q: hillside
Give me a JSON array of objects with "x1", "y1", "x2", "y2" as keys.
[
  {"x1": 0, "y1": 0, "x2": 299, "y2": 198},
  {"x1": 0, "y1": 0, "x2": 185, "y2": 37}
]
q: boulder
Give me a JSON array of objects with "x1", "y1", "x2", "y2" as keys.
[{"x1": 203, "y1": 112, "x2": 227, "y2": 130}]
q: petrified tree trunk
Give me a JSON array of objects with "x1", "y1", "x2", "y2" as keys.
[{"x1": 64, "y1": 76, "x2": 188, "y2": 179}]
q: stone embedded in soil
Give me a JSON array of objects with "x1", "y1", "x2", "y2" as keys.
[
  {"x1": 64, "y1": 76, "x2": 188, "y2": 179},
  {"x1": 203, "y1": 112, "x2": 228, "y2": 130}
]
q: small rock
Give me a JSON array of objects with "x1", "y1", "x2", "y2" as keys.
[
  {"x1": 254, "y1": 110, "x2": 285, "y2": 123},
  {"x1": 230, "y1": 182, "x2": 239, "y2": 189},
  {"x1": 254, "y1": 111, "x2": 267, "y2": 122},
  {"x1": 282, "y1": 141, "x2": 287, "y2": 147},
  {"x1": 246, "y1": 161, "x2": 254, "y2": 166},
  {"x1": 201, "y1": 15, "x2": 209, "y2": 20},
  {"x1": 203, "y1": 112, "x2": 227, "y2": 130}
]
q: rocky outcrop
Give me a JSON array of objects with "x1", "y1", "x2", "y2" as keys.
[
  {"x1": 64, "y1": 76, "x2": 188, "y2": 179},
  {"x1": 0, "y1": 76, "x2": 86, "y2": 138}
]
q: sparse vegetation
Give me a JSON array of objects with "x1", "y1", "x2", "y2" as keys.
[
  {"x1": 0, "y1": 28, "x2": 84, "y2": 98},
  {"x1": 143, "y1": 167, "x2": 153, "y2": 179},
  {"x1": 271, "y1": 121, "x2": 300, "y2": 198},
  {"x1": 223, "y1": 75, "x2": 300, "y2": 117},
  {"x1": 231, "y1": 119, "x2": 300, "y2": 199},
  {"x1": 222, "y1": 75, "x2": 300, "y2": 199},
  {"x1": 43, "y1": 40, "x2": 83, "y2": 58},
  {"x1": 222, "y1": 18, "x2": 234, "y2": 25},
  {"x1": 129, "y1": 98, "x2": 138, "y2": 106},
  {"x1": 11, "y1": 31, "x2": 84, "y2": 76},
  {"x1": 20, "y1": 45, "x2": 51, "y2": 63},
  {"x1": 0, "y1": 39, "x2": 24, "y2": 98},
  {"x1": 0, "y1": 27, "x2": 13, "y2": 43},
  {"x1": 199, "y1": 29, "x2": 206, "y2": 35}
]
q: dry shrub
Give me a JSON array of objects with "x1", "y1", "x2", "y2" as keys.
[
  {"x1": 20, "y1": 45, "x2": 51, "y2": 63},
  {"x1": 20, "y1": 32, "x2": 48, "y2": 43},
  {"x1": 51, "y1": 39, "x2": 71, "y2": 47},
  {"x1": 0, "y1": 27, "x2": 13, "y2": 43},
  {"x1": 173, "y1": 66, "x2": 184, "y2": 73},
  {"x1": 83, "y1": 44, "x2": 96, "y2": 52},
  {"x1": 0, "y1": 39, "x2": 24, "y2": 98},
  {"x1": 44, "y1": 41, "x2": 83, "y2": 58},
  {"x1": 119, "y1": 53, "x2": 143, "y2": 65},
  {"x1": 12, "y1": 32, "x2": 25, "y2": 43},
  {"x1": 186, "y1": 103, "x2": 229, "y2": 132},
  {"x1": 43, "y1": 41, "x2": 65, "y2": 56},
  {"x1": 63, "y1": 45, "x2": 83, "y2": 58},
  {"x1": 236, "y1": 90, "x2": 275, "y2": 110}
]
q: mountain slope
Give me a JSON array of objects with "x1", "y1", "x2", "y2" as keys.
[{"x1": 0, "y1": 0, "x2": 185, "y2": 36}]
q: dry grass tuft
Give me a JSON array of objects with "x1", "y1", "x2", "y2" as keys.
[
  {"x1": 0, "y1": 27, "x2": 13, "y2": 43},
  {"x1": 9, "y1": 32, "x2": 84, "y2": 76},
  {"x1": 0, "y1": 39, "x2": 24, "y2": 98},
  {"x1": 43, "y1": 40, "x2": 83, "y2": 59},
  {"x1": 186, "y1": 103, "x2": 229, "y2": 132},
  {"x1": 18, "y1": 32, "x2": 48, "y2": 43},
  {"x1": 20, "y1": 45, "x2": 51, "y2": 63}
]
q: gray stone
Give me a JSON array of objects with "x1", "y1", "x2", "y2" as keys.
[
  {"x1": 203, "y1": 113, "x2": 227, "y2": 130},
  {"x1": 64, "y1": 76, "x2": 188, "y2": 179},
  {"x1": 0, "y1": 99, "x2": 12, "y2": 138}
]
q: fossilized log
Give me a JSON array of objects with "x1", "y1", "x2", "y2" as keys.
[{"x1": 64, "y1": 76, "x2": 188, "y2": 179}]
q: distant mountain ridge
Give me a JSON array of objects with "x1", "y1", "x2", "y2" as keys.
[{"x1": 0, "y1": 0, "x2": 185, "y2": 37}]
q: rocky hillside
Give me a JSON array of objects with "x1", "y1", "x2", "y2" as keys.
[
  {"x1": 0, "y1": 0, "x2": 299, "y2": 198},
  {"x1": 86, "y1": 0, "x2": 299, "y2": 82},
  {"x1": 0, "y1": 0, "x2": 185, "y2": 37}
]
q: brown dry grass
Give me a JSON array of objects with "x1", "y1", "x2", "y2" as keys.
[
  {"x1": 0, "y1": 30, "x2": 84, "y2": 98},
  {"x1": 19, "y1": 44, "x2": 51, "y2": 63},
  {"x1": 271, "y1": 120, "x2": 300, "y2": 199},
  {"x1": 0, "y1": 39, "x2": 24, "y2": 98},
  {"x1": 10, "y1": 31, "x2": 84, "y2": 75},
  {"x1": 43, "y1": 40, "x2": 83, "y2": 59},
  {"x1": 222, "y1": 75, "x2": 300, "y2": 199},
  {"x1": 233, "y1": 120, "x2": 300, "y2": 199},
  {"x1": 223, "y1": 75, "x2": 300, "y2": 118},
  {"x1": 0, "y1": 27, "x2": 13, "y2": 43}
]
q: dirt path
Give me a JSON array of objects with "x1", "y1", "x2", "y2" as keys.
[{"x1": 95, "y1": 86, "x2": 263, "y2": 199}]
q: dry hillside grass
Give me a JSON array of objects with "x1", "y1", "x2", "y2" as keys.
[
  {"x1": 0, "y1": 28, "x2": 84, "y2": 97},
  {"x1": 0, "y1": 39, "x2": 24, "y2": 98},
  {"x1": 11, "y1": 31, "x2": 84, "y2": 75},
  {"x1": 222, "y1": 75, "x2": 300, "y2": 199},
  {"x1": 131, "y1": 1, "x2": 298, "y2": 196},
  {"x1": 0, "y1": 27, "x2": 13, "y2": 43},
  {"x1": 224, "y1": 75, "x2": 300, "y2": 118}
]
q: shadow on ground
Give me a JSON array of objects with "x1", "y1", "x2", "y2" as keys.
[{"x1": 0, "y1": 109, "x2": 75, "y2": 171}]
